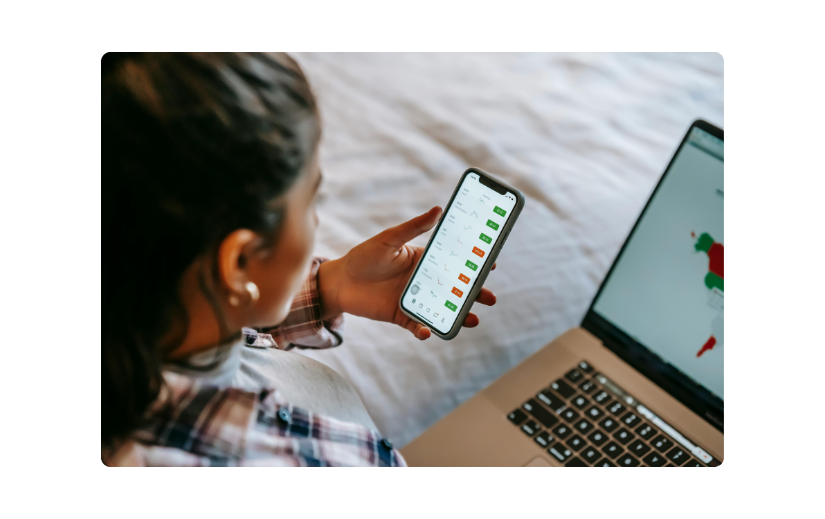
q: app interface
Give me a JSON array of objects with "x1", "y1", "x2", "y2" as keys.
[{"x1": 402, "y1": 173, "x2": 516, "y2": 334}]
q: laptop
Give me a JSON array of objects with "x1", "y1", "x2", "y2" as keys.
[{"x1": 402, "y1": 120, "x2": 724, "y2": 467}]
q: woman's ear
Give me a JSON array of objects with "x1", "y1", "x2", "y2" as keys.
[{"x1": 217, "y1": 229, "x2": 260, "y2": 301}]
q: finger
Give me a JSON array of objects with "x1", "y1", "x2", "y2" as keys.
[
  {"x1": 403, "y1": 317, "x2": 431, "y2": 340},
  {"x1": 475, "y1": 287, "x2": 497, "y2": 306},
  {"x1": 492, "y1": 262, "x2": 497, "y2": 271},
  {"x1": 379, "y1": 206, "x2": 442, "y2": 247},
  {"x1": 462, "y1": 313, "x2": 480, "y2": 328}
]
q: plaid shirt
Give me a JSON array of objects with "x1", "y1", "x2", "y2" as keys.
[
  {"x1": 249, "y1": 258, "x2": 345, "y2": 351},
  {"x1": 127, "y1": 258, "x2": 406, "y2": 467}
]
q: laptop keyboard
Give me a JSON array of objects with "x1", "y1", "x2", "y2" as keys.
[{"x1": 507, "y1": 360, "x2": 715, "y2": 467}]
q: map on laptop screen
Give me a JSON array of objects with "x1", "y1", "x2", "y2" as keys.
[{"x1": 593, "y1": 127, "x2": 724, "y2": 400}]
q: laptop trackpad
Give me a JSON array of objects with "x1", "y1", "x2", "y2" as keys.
[{"x1": 523, "y1": 456, "x2": 553, "y2": 467}]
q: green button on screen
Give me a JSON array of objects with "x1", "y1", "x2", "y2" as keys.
[
  {"x1": 486, "y1": 219, "x2": 500, "y2": 231},
  {"x1": 465, "y1": 260, "x2": 478, "y2": 271},
  {"x1": 479, "y1": 233, "x2": 492, "y2": 244},
  {"x1": 494, "y1": 206, "x2": 507, "y2": 217},
  {"x1": 445, "y1": 301, "x2": 457, "y2": 312}
]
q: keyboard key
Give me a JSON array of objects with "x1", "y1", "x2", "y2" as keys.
[
  {"x1": 643, "y1": 452, "x2": 667, "y2": 467},
  {"x1": 599, "y1": 417, "x2": 619, "y2": 432},
  {"x1": 666, "y1": 446, "x2": 691, "y2": 465},
  {"x1": 628, "y1": 439, "x2": 650, "y2": 457},
  {"x1": 578, "y1": 379, "x2": 597, "y2": 394},
  {"x1": 588, "y1": 430, "x2": 608, "y2": 446},
  {"x1": 602, "y1": 441, "x2": 624, "y2": 459},
  {"x1": 635, "y1": 423, "x2": 656, "y2": 440},
  {"x1": 551, "y1": 379, "x2": 576, "y2": 398},
  {"x1": 571, "y1": 395, "x2": 590, "y2": 409},
  {"x1": 663, "y1": 464, "x2": 674, "y2": 467},
  {"x1": 616, "y1": 453, "x2": 641, "y2": 467},
  {"x1": 585, "y1": 406, "x2": 604, "y2": 420},
  {"x1": 537, "y1": 390, "x2": 567, "y2": 413},
  {"x1": 578, "y1": 360, "x2": 594, "y2": 373},
  {"x1": 606, "y1": 401, "x2": 626, "y2": 416},
  {"x1": 521, "y1": 420, "x2": 541, "y2": 437},
  {"x1": 565, "y1": 457, "x2": 587, "y2": 467},
  {"x1": 508, "y1": 409, "x2": 527, "y2": 425},
  {"x1": 595, "y1": 459, "x2": 616, "y2": 467},
  {"x1": 522, "y1": 399, "x2": 559, "y2": 428},
  {"x1": 565, "y1": 434, "x2": 586, "y2": 451},
  {"x1": 621, "y1": 412, "x2": 642, "y2": 428},
  {"x1": 682, "y1": 459, "x2": 706, "y2": 467},
  {"x1": 560, "y1": 408, "x2": 580, "y2": 423},
  {"x1": 534, "y1": 430, "x2": 553, "y2": 448},
  {"x1": 613, "y1": 428, "x2": 635, "y2": 445},
  {"x1": 552, "y1": 423, "x2": 572, "y2": 439},
  {"x1": 581, "y1": 446, "x2": 602, "y2": 465},
  {"x1": 574, "y1": 418, "x2": 594, "y2": 435},
  {"x1": 593, "y1": 390, "x2": 612, "y2": 404},
  {"x1": 548, "y1": 442, "x2": 573, "y2": 463},
  {"x1": 651, "y1": 435, "x2": 674, "y2": 453},
  {"x1": 565, "y1": 369, "x2": 584, "y2": 384}
]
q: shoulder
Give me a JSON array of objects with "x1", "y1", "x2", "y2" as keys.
[{"x1": 130, "y1": 372, "x2": 404, "y2": 467}]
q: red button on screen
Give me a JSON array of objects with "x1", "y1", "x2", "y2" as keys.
[
  {"x1": 472, "y1": 246, "x2": 485, "y2": 258},
  {"x1": 458, "y1": 273, "x2": 470, "y2": 284},
  {"x1": 452, "y1": 287, "x2": 464, "y2": 298}
]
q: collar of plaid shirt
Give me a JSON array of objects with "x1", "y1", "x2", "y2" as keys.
[{"x1": 129, "y1": 372, "x2": 406, "y2": 467}]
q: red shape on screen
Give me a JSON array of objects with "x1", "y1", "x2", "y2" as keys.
[
  {"x1": 707, "y1": 242, "x2": 724, "y2": 279},
  {"x1": 696, "y1": 336, "x2": 717, "y2": 358}
]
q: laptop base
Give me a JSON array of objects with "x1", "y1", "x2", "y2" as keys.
[{"x1": 401, "y1": 328, "x2": 723, "y2": 467}]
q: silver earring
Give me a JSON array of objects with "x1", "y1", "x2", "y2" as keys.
[
  {"x1": 246, "y1": 281, "x2": 260, "y2": 303},
  {"x1": 228, "y1": 294, "x2": 240, "y2": 307}
]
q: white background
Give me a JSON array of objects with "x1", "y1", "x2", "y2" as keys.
[{"x1": 296, "y1": 51, "x2": 726, "y2": 447}]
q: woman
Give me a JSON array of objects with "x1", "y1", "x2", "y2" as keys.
[{"x1": 102, "y1": 53, "x2": 498, "y2": 466}]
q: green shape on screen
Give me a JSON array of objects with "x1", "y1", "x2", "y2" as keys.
[
  {"x1": 705, "y1": 272, "x2": 724, "y2": 292},
  {"x1": 694, "y1": 232, "x2": 714, "y2": 253},
  {"x1": 465, "y1": 260, "x2": 478, "y2": 271},
  {"x1": 479, "y1": 233, "x2": 492, "y2": 244},
  {"x1": 486, "y1": 219, "x2": 500, "y2": 231},
  {"x1": 445, "y1": 301, "x2": 457, "y2": 312},
  {"x1": 494, "y1": 206, "x2": 507, "y2": 217}
]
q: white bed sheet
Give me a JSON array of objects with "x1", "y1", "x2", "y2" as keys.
[{"x1": 293, "y1": 53, "x2": 723, "y2": 447}]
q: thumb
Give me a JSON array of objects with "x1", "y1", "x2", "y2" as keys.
[{"x1": 379, "y1": 206, "x2": 442, "y2": 247}]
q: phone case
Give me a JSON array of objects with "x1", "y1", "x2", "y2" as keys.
[{"x1": 399, "y1": 167, "x2": 525, "y2": 340}]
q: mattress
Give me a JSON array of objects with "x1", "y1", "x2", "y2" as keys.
[{"x1": 293, "y1": 52, "x2": 723, "y2": 447}]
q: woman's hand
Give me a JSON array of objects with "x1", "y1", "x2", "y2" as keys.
[{"x1": 317, "y1": 206, "x2": 497, "y2": 340}]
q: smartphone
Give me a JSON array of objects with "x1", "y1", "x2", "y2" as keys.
[{"x1": 399, "y1": 168, "x2": 525, "y2": 340}]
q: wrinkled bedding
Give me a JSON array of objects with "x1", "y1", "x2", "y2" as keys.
[{"x1": 293, "y1": 52, "x2": 723, "y2": 447}]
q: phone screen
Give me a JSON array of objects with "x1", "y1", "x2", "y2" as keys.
[{"x1": 402, "y1": 172, "x2": 517, "y2": 334}]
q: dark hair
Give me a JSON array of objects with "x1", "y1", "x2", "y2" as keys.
[{"x1": 101, "y1": 53, "x2": 319, "y2": 451}]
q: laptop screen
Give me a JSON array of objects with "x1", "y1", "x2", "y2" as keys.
[{"x1": 591, "y1": 126, "x2": 724, "y2": 401}]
